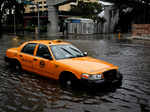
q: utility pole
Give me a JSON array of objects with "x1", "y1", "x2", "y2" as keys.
[
  {"x1": 23, "y1": 0, "x2": 40, "y2": 37},
  {"x1": 13, "y1": 5, "x2": 16, "y2": 35},
  {"x1": 37, "y1": 2, "x2": 40, "y2": 35}
]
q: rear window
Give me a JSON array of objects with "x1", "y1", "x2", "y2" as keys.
[{"x1": 21, "y1": 43, "x2": 37, "y2": 55}]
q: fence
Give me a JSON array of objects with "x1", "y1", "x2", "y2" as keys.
[{"x1": 66, "y1": 18, "x2": 105, "y2": 34}]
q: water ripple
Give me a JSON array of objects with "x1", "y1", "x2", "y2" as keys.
[{"x1": 0, "y1": 35, "x2": 150, "y2": 112}]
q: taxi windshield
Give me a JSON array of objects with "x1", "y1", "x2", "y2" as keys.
[{"x1": 50, "y1": 44, "x2": 85, "y2": 60}]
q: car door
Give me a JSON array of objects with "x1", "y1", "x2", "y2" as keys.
[
  {"x1": 33, "y1": 44, "x2": 56, "y2": 78},
  {"x1": 19, "y1": 43, "x2": 37, "y2": 72}
]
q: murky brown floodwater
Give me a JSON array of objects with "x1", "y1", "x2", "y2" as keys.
[{"x1": 0, "y1": 34, "x2": 150, "y2": 112}]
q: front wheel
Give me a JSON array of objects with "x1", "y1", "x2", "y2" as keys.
[{"x1": 59, "y1": 74, "x2": 78, "y2": 89}]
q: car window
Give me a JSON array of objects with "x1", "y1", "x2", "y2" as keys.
[
  {"x1": 21, "y1": 43, "x2": 37, "y2": 55},
  {"x1": 36, "y1": 44, "x2": 51, "y2": 59},
  {"x1": 50, "y1": 44, "x2": 84, "y2": 60}
]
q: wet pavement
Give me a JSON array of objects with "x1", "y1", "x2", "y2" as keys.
[{"x1": 0, "y1": 33, "x2": 150, "y2": 112}]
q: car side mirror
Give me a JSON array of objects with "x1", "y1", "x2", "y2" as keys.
[
  {"x1": 83, "y1": 52, "x2": 88, "y2": 56},
  {"x1": 43, "y1": 54, "x2": 53, "y2": 60}
]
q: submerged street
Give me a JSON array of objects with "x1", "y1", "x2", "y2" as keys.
[{"x1": 0, "y1": 34, "x2": 150, "y2": 112}]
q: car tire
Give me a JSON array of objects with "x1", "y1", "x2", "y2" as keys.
[
  {"x1": 118, "y1": 72, "x2": 123, "y2": 81},
  {"x1": 59, "y1": 73, "x2": 78, "y2": 89},
  {"x1": 14, "y1": 61, "x2": 22, "y2": 71},
  {"x1": 4, "y1": 57, "x2": 12, "y2": 67},
  {"x1": 115, "y1": 72, "x2": 123, "y2": 87}
]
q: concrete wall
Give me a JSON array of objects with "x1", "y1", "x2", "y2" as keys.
[{"x1": 66, "y1": 22, "x2": 110, "y2": 34}]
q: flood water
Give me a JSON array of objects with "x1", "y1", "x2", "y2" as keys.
[{"x1": 0, "y1": 34, "x2": 150, "y2": 112}]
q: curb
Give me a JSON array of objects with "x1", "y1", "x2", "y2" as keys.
[{"x1": 127, "y1": 36, "x2": 150, "y2": 40}]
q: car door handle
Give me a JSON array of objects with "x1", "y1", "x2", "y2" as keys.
[
  {"x1": 19, "y1": 55, "x2": 23, "y2": 59},
  {"x1": 33, "y1": 58, "x2": 37, "y2": 61},
  {"x1": 19, "y1": 55, "x2": 23, "y2": 57}
]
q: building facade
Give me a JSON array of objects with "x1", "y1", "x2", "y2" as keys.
[
  {"x1": 24, "y1": 0, "x2": 48, "y2": 13},
  {"x1": 23, "y1": 0, "x2": 99, "y2": 34},
  {"x1": 24, "y1": 0, "x2": 98, "y2": 13}
]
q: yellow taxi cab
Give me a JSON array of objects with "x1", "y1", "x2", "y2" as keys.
[{"x1": 5, "y1": 40, "x2": 122, "y2": 88}]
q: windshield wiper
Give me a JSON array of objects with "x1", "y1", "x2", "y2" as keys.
[{"x1": 75, "y1": 54, "x2": 85, "y2": 57}]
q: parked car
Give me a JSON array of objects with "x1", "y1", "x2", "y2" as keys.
[{"x1": 5, "y1": 40, "x2": 122, "y2": 88}]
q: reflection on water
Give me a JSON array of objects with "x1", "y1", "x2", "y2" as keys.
[{"x1": 0, "y1": 34, "x2": 150, "y2": 112}]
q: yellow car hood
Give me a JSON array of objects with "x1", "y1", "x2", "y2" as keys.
[{"x1": 57, "y1": 56, "x2": 118, "y2": 74}]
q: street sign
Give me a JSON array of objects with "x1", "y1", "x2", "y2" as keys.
[
  {"x1": 17, "y1": 0, "x2": 34, "y2": 5},
  {"x1": 23, "y1": 0, "x2": 34, "y2": 5}
]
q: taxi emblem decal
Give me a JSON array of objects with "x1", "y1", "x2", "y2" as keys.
[{"x1": 39, "y1": 60, "x2": 45, "y2": 68}]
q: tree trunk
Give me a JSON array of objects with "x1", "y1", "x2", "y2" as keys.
[{"x1": 0, "y1": 12, "x2": 2, "y2": 33}]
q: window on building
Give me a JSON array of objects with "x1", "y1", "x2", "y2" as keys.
[
  {"x1": 30, "y1": 7, "x2": 35, "y2": 10},
  {"x1": 39, "y1": 2, "x2": 42, "y2": 4},
  {"x1": 44, "y1": 6, "x2": 48, "y2": 8},
  {"x1": 39, "y1": 6, "x2": 42, "y2": 8}
]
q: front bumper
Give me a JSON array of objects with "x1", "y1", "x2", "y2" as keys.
[
  {"x1": 80, "y1": 76, "x2": 122, "y2": 88},
  {"x1": 81, "y1": 78, "x2": 105, "y2": 85}
]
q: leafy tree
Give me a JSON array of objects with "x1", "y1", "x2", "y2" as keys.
[
  {"x1": 100, "y1": 0, "x2": 150, "y2": 32},
  {"x1": 102, "y1": 0, "x2": 150, "y2": 24},
  {"x1": 70, "y1": 1, "x2": 103, "y2": 21}
]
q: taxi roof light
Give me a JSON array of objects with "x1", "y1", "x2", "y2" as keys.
[{"x1": 53, "y1": 40, "x2": 63, "y2": 43}]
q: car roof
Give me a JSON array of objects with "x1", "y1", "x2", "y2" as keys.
[{"x1": 26, "y1": 40, "x2": 69, "y2": 45}]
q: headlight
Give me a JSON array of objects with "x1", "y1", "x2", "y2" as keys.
[
  {"x1": 82, "y1": 73, "x2": 89, "y2": 79},
  {"x1": 82, "y1": 73, "x2": 103, "y2": 80}
]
